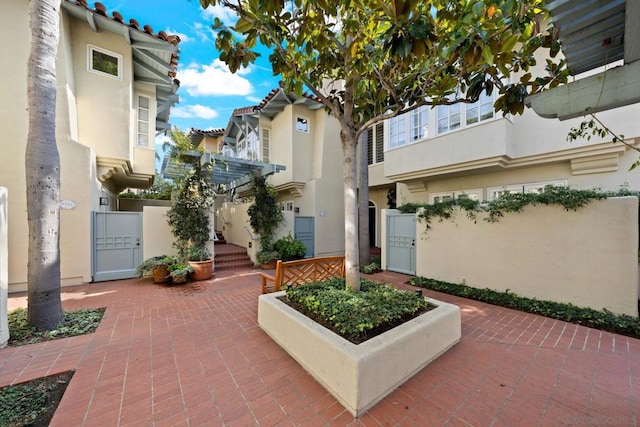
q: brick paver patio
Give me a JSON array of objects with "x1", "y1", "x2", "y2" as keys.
[{"x1": 2, "y1": 269, "x2": 638, "y2": 426}]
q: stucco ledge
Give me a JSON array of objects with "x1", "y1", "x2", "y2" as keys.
[{"x1": 258, "y1": 291, "x2": 462, "y2": 417}]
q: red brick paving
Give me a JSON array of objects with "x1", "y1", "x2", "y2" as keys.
[{"x1": 2, "y1": 269, "x2": 638, "y2": 426}]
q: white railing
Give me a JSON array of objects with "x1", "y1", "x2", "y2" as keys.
[{"x1": 243, "y1": 226, "x2": 259, "y2": 240}]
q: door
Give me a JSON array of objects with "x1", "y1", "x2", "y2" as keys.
[
  {"x1": 294, "y1": 216, "x2": 315, "y2": 258},
  {"x1": 386, "y1": 214, "x2": 416, "y2": 275},
  {"x1": 92, "y1": 211, "x2": 142, "y2": 282}
]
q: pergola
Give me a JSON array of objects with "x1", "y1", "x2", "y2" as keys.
[{"x1": 161, "y1": 150, "x2": 285, "y2": 190}]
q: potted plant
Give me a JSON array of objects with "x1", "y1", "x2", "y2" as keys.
[
  {"x1": 256, "y1": 248, "x2": 280, "y2": 269},
  {"x1": 187, "y1": 245, "x2": 213, "y2": 281},
  {"x1": 136, "y1": 255, "x2": 177, "y2": 283},
  {"x1": 166, "y1": 127, "x2": 215, "y2": 281},
  {"x1": 274, "y1": 234, "x2": 307, "y2": 261},
  {"x1": 247, "y1": 173, "x2": 284, "y2": 267},
  {"x1": 168, "y1": 263, "x2": 194, "y2": 284}
]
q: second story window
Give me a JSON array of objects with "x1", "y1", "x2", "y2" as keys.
[
  {"x1": 137, "y1": 95, "x2": 150, "y2": 147},
  {"x1": 389, "y1": 114, "x2": 406, "y2": 149},
  {"x1": 409, "y1": 106, "x2": 429, "y2": 141},
  {"x1": 88, "y1": 45, "x2": 121, "y2": 79},
  {"x1": 437, "y1": 103, "x2": 461, "y2": 134},
  {"x1": 466, "y1": 91, "x2": 495, "y2": 125},
  {"x1": 237, "y1": 127, "x2": 260, "y2": 161}
]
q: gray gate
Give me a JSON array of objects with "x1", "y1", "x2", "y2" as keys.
[
  {"x1": 294, "y1": 216, "x2": 315, "y2": 258},
  {"x1": 386, "y1": 213, "x2": 416, "y2": 275},
  {"x1": 92, "y1": 211, "x2": 142, "y2": 282}
]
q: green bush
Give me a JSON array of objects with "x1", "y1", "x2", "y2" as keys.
[
  {"x1": 410, "y1": 276, "x2": 640, "y2": 339},
  {"x1": 285, "y1": 278, "x2": 429, "y2": 343},
  {"x1": 274, "y1": 234, "x2": 306, "y2": 261}
]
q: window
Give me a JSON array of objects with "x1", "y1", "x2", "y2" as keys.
[
  {"x1": 430, "y1": 189, "x2": 483, "y2": 204},
  {"x1": 437, "y1": 103, "x2": 461, "y2": 134},
  {"x1": 366, "y1": 123, "x2": 384, "y2": 165},
  {"x1": 389, "y1": 114, "x2": 406, "y2": 149},
  {"x1": 137, "y1": 95, "x2": 150, "y2": 147},
  {"x1": 466, "y1": 91, "x2": 495, "y2": 125},
  {"x1": 88, "y1": 45, "x2": 121, "y2": 79},
  {"x1": 237, "y1": 127, "x2": 260, "y2": 161},
  {"x1": 487, "y1": 181, "x2": 567, "y2": 201},
  {"x1": 296, "y1": 117, "x2": 309, "y2": 133},
  {"x1": 262, "y1": 128, "x2": 270, "y2": 162},
  {"x1": 409, "y1": 107, "x2": 429, "y2": 141}
]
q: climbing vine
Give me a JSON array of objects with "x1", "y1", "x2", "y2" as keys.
[{"x1": 398, "y1": 186, "x2": 638, "y2": 229}]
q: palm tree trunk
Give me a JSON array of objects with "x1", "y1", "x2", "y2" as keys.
[{"x1": 26, "y1": 0, "x2": 63, "y2": 330}]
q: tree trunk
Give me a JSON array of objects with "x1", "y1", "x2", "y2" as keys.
[
  {"x1": 26, "y1": 0, "x2": 63, "y2": 330},
  {"x1": 342, "y1": 132, "x2": 360, "y2": 291},
  {"x1": 357, "y1": 132, "x2": 371, "y2": 266}
]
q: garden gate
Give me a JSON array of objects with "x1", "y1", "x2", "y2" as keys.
[
  {"x1": 386, "y1": 213, "x2": 416, "y2": 275},
  {"x1": 91, "y1": 211, "x2": 142, "y2": 282}
]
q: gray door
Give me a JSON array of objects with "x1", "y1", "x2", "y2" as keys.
[
  {"x1": 386, "y1": 214, "x2": 416, "y2": 275},
  {"x1": 92, "y1": 211, "x2": 142, "y2": 282},
  {"x1": 294, "y1": 216, "x2": 315, "y2": 258}
]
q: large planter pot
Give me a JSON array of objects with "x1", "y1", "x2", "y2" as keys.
[
  {"x1": 261, "y1": 262, "x2": 276, "y2": 269},
  {"x1": 152, "y1": 265, "x2": 170, "y2": 283},
  {"x1": 188, "y1": 259, "x2": 213, "y2": 281},
  {"x1": 258, "y1": 291, "x2": 461, "y2": 417}
]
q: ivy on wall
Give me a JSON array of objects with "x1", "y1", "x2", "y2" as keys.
[{"x1": 398, "y1": 186, "x2": 639, "y2": 230}]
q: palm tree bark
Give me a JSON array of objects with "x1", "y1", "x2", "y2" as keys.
[{"x1": 26, "y1": 0, "x2": 63, "y2": 330}]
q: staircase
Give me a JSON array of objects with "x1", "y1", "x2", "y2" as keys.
[{"x1": 214, "y1": 231, "x2": 254, "y2": 271}]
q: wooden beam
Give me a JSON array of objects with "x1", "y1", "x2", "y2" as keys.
[
  {"x1": 525, "y1": 59, "x2": 640, "y2": 120},
  {"x1": 625, "y1": 0, "x2": 640, "y2": 63}
]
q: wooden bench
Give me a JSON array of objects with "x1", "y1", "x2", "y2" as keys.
[{"x1": 260, "y1": 255, "x2": 346, "y2": 294}]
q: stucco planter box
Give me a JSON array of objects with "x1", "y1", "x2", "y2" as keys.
[{"x1": 258, "y1": 291, "x2": 462, "y2": 417}]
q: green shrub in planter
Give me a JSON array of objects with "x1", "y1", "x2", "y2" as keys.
[
  {"x1": 257, "y1": 249, "x2": 280, "y2": 265},
  {"x1": 274, "y1": 234, "x2": 306, "y2": 261}
]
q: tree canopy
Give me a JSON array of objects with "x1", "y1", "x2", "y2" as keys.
[{"x1": 200, "y1": 0, "x2": 568, "y2": 289}]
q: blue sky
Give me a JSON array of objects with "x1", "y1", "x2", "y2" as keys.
[{"x1": 99, "y1": 0, "x2": 280, "y2": 131}]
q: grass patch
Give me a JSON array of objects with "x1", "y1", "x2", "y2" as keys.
[
  {"x1": 283, "y1": 278, "x2": 432, "y2": 344},
  {"x1": 410, "y1": 276, "x2": 640, "y2": 339},
  {"x1": 0, "y1": 370, "x2": 74, "y2": 427},
  {"x1": 8, "y1": 308, "x2": 105, "y2": 346}
]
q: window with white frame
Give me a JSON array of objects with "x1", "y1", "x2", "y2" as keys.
[
  {"x1": 262, "y1": 128, "x2": 270, "y2": 162},
  {"x1": 409, "y1": 106, "x2": 429, "y2": 141},
  {"x1": 430, "y1": 188, "x2": 483, "y2": 204},
  {"x1": 367, "y1": 123, "x2": 384, "y2": 165},
  {"x1": 237, "y1": 125, "x2": 260, "y2": 161},
  {"x1": 388, "y1": 114, "x2": 406, "y2": 149},
  {"x1": 388, "y1": 105, "x2": 430, "y2": 150},
  {"x1": 137, "y1": 95, "x2": 150, "y2": 147},
  {"x1": 466, "y1": 91, "x2": 495, "y2": 125},
  {"x1": 487, "y1": 181, "x2": 567, "y2": 200},
  {"x1": 437, "y1": 103, "x2": 461, "y2": 134},
  {"x1": 88, "y1": 45, "x2": 121, "y2": 79}
]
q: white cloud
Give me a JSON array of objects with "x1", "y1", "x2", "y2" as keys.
[
  {"x1": 178, "y1": 59, "x2": 254, "y2": 97},
  {"x1": 201, "y1": 4, "x2": 238, "y2": 24},
  {"x1": 246, "y1": 96, "x2": 262, "y2": 104},
  {"x1": 172, "y1": 104, "x2": 219, "y2": 119}
]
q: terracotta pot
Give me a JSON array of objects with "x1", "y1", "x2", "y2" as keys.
[
  {"x1": 152, "y1": 265, "x2": 170, "y2": 283},
  {"x1": 261, "y1": 262, "x2": 276, "y2": 269},
  {"x1": 188, "y1": 259, "x2": 214, "y2": 281}
]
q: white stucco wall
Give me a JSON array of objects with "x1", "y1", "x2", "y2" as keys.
[
  {"x1": 411, "y1": 197, "x2": 638, "y2": 316},
  {"x1": 142, "y1": 206, "x2": 177, "y2": 259}
]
